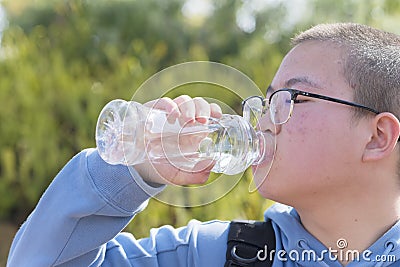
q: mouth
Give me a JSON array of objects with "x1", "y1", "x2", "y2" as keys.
[
  {"x1": 250, "y1": 131, "x2": 276, "y2": 187},
  {"x1": 254, "y1": 131, "x2": 276, "y2": 165}
]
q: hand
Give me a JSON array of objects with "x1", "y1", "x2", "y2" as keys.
[{"x1": 133, "y1": 95, "x2": 223, "y2": 186}]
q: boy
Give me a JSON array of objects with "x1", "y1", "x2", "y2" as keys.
[{"x1": 7, "y1": 23, "x2": 400, "y2": 266}]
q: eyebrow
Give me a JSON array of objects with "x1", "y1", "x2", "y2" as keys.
[{"x1": 266, "y1": 76, "x2": 323, "y2": 95}]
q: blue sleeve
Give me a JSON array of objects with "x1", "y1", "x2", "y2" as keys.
[
  {"x1": 101, "y1": 219, "x2": 229, "y2": 267},
  {"x1": 7, "y1": 149, "x2": 229, "y2": 267}
]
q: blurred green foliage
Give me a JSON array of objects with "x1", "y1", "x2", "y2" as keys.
[{"x1": 0, "y1": 0, "x2": 400, "y2": 244}]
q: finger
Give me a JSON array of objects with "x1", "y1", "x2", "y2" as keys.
[
  {"x1": 144, "y1": 97, "x2": 180, "y2": 122},
  {"x1": 186, "y1": 171, "x2": 211, "y2": 184},
  {"x1": 148, "y1": 162, "x2": 212, "y2": 185},
  {"x1": 169, "y1": 165, "x2": 213, "y2": 185},
  {"x1": 193, "y1": 97, "x2": 210, "y2": 124},
  {"x1": 174, "y1": 95, "x2": 196, "y2": 124},
  {"x1": 210, "y1": 103, "x2": 223, "y2": 118},
  {"x1": 144, "y1": 97, "x2": 180, "y2": 115}
]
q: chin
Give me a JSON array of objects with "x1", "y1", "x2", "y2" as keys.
[
  {"x1": 250, "y1": 162, "x2": 289, "y2": 204},
  {"x1": 256, "y1": 182, "x2": 292, "y2": 207}
]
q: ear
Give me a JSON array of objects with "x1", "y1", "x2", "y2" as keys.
[{"x1": 362, "y1": 112, "x2": 400, "y2": 162}]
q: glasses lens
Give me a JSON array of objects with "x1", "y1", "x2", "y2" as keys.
[
  {"x1": 243, "y1": 97, "x2": 263, "y2": 128},
  {"x1": 270, "y1": 91, "x2": 292, "y2": 124}
]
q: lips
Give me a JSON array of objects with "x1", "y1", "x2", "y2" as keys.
[
  {"x1": 255, "y1": 131, "x2": 276, "y2": 165},
  {"x1": 250, "y1": 131, "x2": 276, "y2": 188}
]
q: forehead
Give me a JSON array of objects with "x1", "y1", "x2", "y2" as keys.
[{"x1": 269, "y1": 41, "x2": 349, "y2": 96}]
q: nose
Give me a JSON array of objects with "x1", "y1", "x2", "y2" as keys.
[{"x1": 257, "y1": 112, "x2": 281, "y2": 135}]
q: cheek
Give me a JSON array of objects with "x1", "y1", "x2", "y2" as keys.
[
  {"x1": 267, "y1": 112, "x2": 336, "y2": 177},
  {"x1": 255, "y1": 109, "x2": 358, "y2": 201},
  {"x1": 282, "y1": 111, "x2": 318, "y2": 153},
  {"x1": 279, "y1": 111, "x2": 355, "y2": 177},
  {"x1": 284, "y1": 109, "x2": 338, "y2": 149}
]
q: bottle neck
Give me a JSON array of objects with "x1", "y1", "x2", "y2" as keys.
[{"x1": 254, "y1": 131, "x2": 266, "y2": 164}]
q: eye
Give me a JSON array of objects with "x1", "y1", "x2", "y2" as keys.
[
  {"x1": 293, "y1": 99, "x2": 309, "y2": 104},
  {"x1": 293, "y1": 95, "x2": 310, "y2": 104}
]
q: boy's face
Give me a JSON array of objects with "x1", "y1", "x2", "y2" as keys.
[{"x1": 254, "y1": 41, "x2": 370, "y2": 206}]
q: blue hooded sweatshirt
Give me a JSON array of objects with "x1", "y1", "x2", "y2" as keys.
[{"x1": 7, "y1": 149, "x2": 400, "y2": 266}]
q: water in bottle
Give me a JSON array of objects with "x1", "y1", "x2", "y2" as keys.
[{"x1": 96, "y1": 99, "x2": 271, "y2": 175}]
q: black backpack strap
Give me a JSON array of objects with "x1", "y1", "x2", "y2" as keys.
[{"x1": 225, "y1": 220, "x2": 276, "y2": 267}]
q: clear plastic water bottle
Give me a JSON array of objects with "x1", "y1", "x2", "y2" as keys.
[{"x1": 95, "y1": 99, "x2": 266, "y2": 175}]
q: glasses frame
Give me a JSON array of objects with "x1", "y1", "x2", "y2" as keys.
[
  {"x1": 242, "y1": 88, "x2": 380, "y2": 126},
  {"x1": 242, "y1": 88, "x2": 399, "y2": 142}
]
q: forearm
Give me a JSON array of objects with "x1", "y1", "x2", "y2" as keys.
[{"x1": 7, "y1": 148, "x2": 164, "y2": 267}]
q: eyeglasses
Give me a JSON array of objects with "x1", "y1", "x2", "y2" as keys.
[{"x1": 242, "y1": 88, "x2": 380, "y2": 126}]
